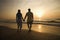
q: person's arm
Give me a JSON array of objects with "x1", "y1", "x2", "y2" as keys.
[
  {"x1": 22, "y1": 15, "x2": 23, "y2": 20},
  {"x1": 23, "y1": 13, "x2": 27, "y2": 21},
  {"x1": 22, "y1": 17, "x2": 23, "y2": 20}
]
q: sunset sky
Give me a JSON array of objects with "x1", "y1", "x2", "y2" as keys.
[{"x1": 0, "y1": 0, "x2": 60, "y2": 20}]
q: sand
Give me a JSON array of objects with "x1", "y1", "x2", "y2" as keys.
[{"x1": 0, "y1": 26, "x2": 60, "y2": 40}]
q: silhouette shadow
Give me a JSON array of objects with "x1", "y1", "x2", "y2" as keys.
[{"x1": 0, "y1": 25, "x2": 60, "y2": 40}]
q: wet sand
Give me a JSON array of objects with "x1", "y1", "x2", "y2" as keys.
[{"x1": 0, "y1": 26, "x2": 60, "y2": 40}]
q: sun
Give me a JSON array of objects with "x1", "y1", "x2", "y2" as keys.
[{"x1": 35, "y1": 10, "x2": 43, "y2": 18}]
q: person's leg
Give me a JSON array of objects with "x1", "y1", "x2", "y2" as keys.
[
  {"x1": 20, "y1": 23, "x2": 22, "y2": 31},
  {"x1": 28, "y1": 23, "x2": 32, "y2": 31},
  {"x1": 17, "y1": 23, "x2": 19, "y2": 32},
  {"x1": 27, "y1": 22, "x2": 29, "y2": 29},
  {"x1": 29, "y1": 22, "x2": 33, "y2": 31},
  {"x1": 30, "y1": 24, "x2": 32, "y2": 30},
  {"x1": 17, "y1": 23, "x2": 19, "y2": 29}
]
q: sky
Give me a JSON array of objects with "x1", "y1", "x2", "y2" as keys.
[{"x1": 0, "y1": 0, "x2": 60, "y2": 20}]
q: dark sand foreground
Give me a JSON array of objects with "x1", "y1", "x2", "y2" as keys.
[{"x1": 0, "y1": 26, "x2": 60, "y2": 40}]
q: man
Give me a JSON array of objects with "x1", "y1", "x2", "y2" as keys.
[
  {"x1": 16, "y1": 9, "x2": 23, "y2": 31},
  {"x1": 24, "y1": 8, "x2": 34, "y2": 31}
]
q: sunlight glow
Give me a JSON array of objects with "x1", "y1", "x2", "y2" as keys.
[
  {"x1": 38, "y1": 25, "x2": 42, "y2": 32},
  {"x1": 35, "y1": 10, "x2": 44, "y2": 18},
  {"x1": 38, "y1": 25, "x2": 41, "y2": 29}
]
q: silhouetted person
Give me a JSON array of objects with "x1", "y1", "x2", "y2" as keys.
[
  {"x1": 16, "y1": 9, "x2": 23, "y2": 31},
  {"x1": 24, "y1": 8, "x2": 34, "y2": 31}
]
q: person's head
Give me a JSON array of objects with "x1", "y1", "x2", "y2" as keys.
[
  {"x1": 28, "y1": 8, "x2": 31, "y2": 12},
  {"x1": 18, "y1": 9, "x2": 21, "y2": 13}
]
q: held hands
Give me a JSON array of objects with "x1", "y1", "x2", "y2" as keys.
[{"x1": 23, "y1": 19, "x2": 25, "y2": 21}]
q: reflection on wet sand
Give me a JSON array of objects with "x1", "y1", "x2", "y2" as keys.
[
  {"x1": 0, "y1": 23, "x2": 60, "y2": 35},
  {"x1": 32, "y1": 25, "x2": 42, "y2": 32},
  {"x1": 32, "y1": 24, "x2": 60, "y2": 35}
]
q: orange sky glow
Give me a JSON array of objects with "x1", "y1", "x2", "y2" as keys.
[{"x1": 0, "y1": 0, "x2": 60, "y2": 20}]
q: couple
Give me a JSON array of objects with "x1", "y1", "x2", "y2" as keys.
[{"x1": 16, "y1": 8, "x2": 34, "y2": 32}]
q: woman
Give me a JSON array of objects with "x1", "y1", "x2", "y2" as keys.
[{"x1": 16, "y1": 9, "x2": 23, "y2": 31}]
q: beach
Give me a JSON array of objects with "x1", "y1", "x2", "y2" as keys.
[{"x1": 0, "y1": 22, "x2": 60, "y2": 40}]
